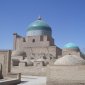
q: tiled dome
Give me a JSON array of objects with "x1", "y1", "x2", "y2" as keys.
[
  {"x1": 27, "y1": 17, "x2": 52, "y2": 36},
  {"x1": 64, "y1": 43, "x2": 79, "y2": 49}
]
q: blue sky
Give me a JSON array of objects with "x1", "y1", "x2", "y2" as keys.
[{"x1": 0, "y1": 0, "x2": 85, "y2": 51}]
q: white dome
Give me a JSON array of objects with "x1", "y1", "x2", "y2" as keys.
[
  {"x1": 54, "y1": 55, "x2": 85, "y2": 65},
  {"x1": 12, "y1": 50, "x2": 26, "y2": 57},
  {"x1": 19, "y1": 59, "x2": 33, "y2": 66},
  {"x1": 27, "y1": 60, "x2": 33, "y2": 66},
  {"x1": 35, "y1": 58, "x2": 45, "y2": 62},
  {"x1": 30, "y1": 59, "x2": 35, "y2": 62}
]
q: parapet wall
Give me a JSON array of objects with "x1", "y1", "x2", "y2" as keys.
[
  {"x1": 13, "y1": 34, "x2": 55, "y2": 50},
  {"x1": 0, "y1": 73, "x2": 21, "y2": 85},
  {"x1": 47, "y1": 65, "x2": 85, "y2": 85},
  {"x1": 0, "y1": 50, "x2": 11, "y2": 77}
]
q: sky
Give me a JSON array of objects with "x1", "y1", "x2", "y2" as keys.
[{"x1": 0, "y1": 0, "x2": 85, "y2": 51}]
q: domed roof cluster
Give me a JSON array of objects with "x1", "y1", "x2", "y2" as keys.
[
  {"x1": 27, "y1": 16, "x2": 52, "y2": 36},
  {"x1": 53, "y1": 42, "x2": 85, "y2": 65}
]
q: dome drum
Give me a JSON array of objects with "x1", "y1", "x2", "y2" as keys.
[
  {"x1": 63, "y1": 48, "x2": 80, "y2": 52},
  {"x1": 27, "y1": 30, "x2": 51, "y2": 36}
]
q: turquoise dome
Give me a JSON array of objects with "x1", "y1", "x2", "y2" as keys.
[
  {"x1": 27, "y1": 17, "x2": 52, "y2": 36},
  {"x1": 64, "y1": 43, "x2": 79, "y2": 49},
  {"x1": 27, "y1": 19, "x2": 51, "y2": 31}
]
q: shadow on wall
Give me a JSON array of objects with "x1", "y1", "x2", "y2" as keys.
[{"x1": 0, "y1": 63, "x2": 3, "y2": 79}]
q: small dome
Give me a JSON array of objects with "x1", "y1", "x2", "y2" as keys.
[
  {"x1": 27, "y1": 17, "x2": 52, "y2": 36},
  {"x1": 54, "y1": 55, "x2": 85, "y2": 65},
  {"x1": 27, "y1": 60, "x2": 33, "y2": 66},
  {"x1": 64, "y1": 43, "x2": 79, "y2": 49},
  {"x1": 19, "y1": 59, "x2": 33, "y2": 66},
  {"x1": 35, "y1": 58, "x2": 45, "y2": 62},
  {"x1": 12, "y1": 50, "x2": 26, "y2": 57}
]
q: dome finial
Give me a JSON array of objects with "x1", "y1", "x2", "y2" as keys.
[{"x1": 37, "y1": 16, "x2": 42, "y2": 20}]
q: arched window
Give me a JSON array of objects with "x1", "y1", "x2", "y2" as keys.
[
  {"x1": 32, "y1": 39, "x2": 35, "y2": 43},
  {"x1": 69, "y1": 53, "x2": 71, "y2": 55},
  {"x1": 50, "y1": 57, "x2": 52, "y2": 60}
]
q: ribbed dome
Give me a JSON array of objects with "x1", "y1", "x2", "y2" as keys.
[
  {"x1": 64, "y1": 43, "x2": 79, "y2": 49},
  {"x1": 27, "y1": 17, "x2": 52, "y2": 36},
  {"x1": 54, "y1": 55, "x2": 85, "y2": 65}
]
